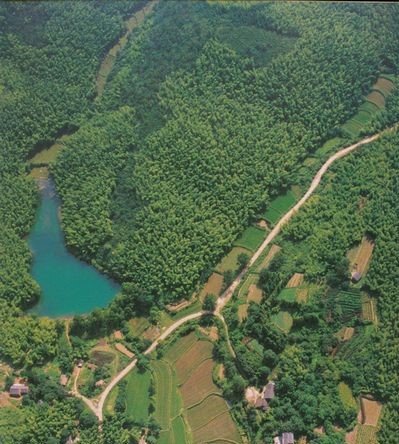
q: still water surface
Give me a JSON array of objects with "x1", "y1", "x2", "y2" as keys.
[{"x1": 28, "y1": 178, "x2": 119, "y2": 317}]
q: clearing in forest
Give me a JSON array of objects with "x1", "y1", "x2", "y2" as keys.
[
  {"x1": 238, "y1": 303, "x2": 249, "y2": 322},
  {"x1": 198, "y1": 272, "x2": 224, "y2": 301},
  {"x1": 338, "y1": 382, "x2": 357, "y2": 409},
  {"x1": 271, "y1": 311, "x2": 293, "y2": 333},
  {"x1": 360, "y1": 398, "x2": 382, "y2": 426},
  {"x1": 262, "y1": 190, "x2": 297, "y2": 224},
  {"x1": 361, "y1": 295, "x2": 377, "y2": 324},
  {"x1": 347, "y1": 236, "x2": 375, "y2": 277},
  {"x1": 366, "y1": 90, "x2": 386, "y2": 109},
  {"x1": 233, "y1": 226, "x2": 267, "y2": 252},
  {"x1": 286, "y1": 272, "x2": 304, "y2": 288},
  {"x1": 247, "y1": 284, "x2": 262, "y2": 303},
  {"x1": 215, "y1": 246, "x2": 251, "y2": 274}
]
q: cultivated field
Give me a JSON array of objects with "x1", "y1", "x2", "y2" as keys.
[
  {"x1": 257, "y1": 244, "x2": 282, "y2": 271},
  {"x1": 238, "y1": 303, "x2": 249, "y2": 322},
  {"x1": 286, "y1": 272, "x2": 304, "y2": 288},
  {"x1": 175, "y1": 340, "x2": 214, "y2": 383},
  {"x1": 361, "y1": 398, "x2": 382, "y2": 426},
  {"x1": 339, "y1": 382, "x2": 357, "y2": 409},
  {"x1": 152, "y1": 332, "x2": 242, "y2": 443},
  {"x1": 216, "y1": 246, "x2": 252, "y2": 273},
  {"x1": 125, "y1": 369, "x2": 151, "y2": 422},
  {"x1": 180, "y1": 359, "x2": 216, "y2": 407},
  {"x1": 271, "y1": 311, "x2": 293, "y2": 333},
  {"x1": 198, "y1": 272, "x2": 224, "y2": 301},
  {"x1": 366, "y1": 90, "x2": 385, "y2": 109},
  {"x1": 247, "y1": 284, "x2": 262, "y2": 303},
  {"x1": 348, "y1": 236, "x2": 374, "y2": 276},
  {"x1": 356, "y1": 425, "x2": 378, "y2": 444},
  {"x1": 362, "y1": 296, "x2": 377, "y2": 324},
  {"x1": 263, "y1": 190, "x2": 297, "y2": 224},
  {"x1": 234, "y1": 226, "x2": 267, "y2": 252}
]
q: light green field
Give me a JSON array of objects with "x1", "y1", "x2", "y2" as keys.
[
  {"x1": 277, "y1": 287, "x2": 297, "y2": 303},
  {"x1": 263, "y1": 190, "x2": 297, "y2": 223},
  {"x1": 271, "y1": 311, "x2": 293, "y2": 333},
  {"x1": 171, "y1": 415, "x2": 188, "y2": 443},
  {"x1": 315, "y1": 137, "x2": 343, "y2": 157},
  {"x1": 338, "y1": 382, "x2": 357, "y2": 409},
  {"x1": 125, "y1": 369, "x2": 151, "y2": 422},
  {"x1": 233, "y1": 226, "x2": 267, "y2": 252},
  {"x1": 152, "y1": 360, "x2": 181, "y2": 430},
  {"x1": 215, "y1": 246, "x2": 252, "y2": 273}
]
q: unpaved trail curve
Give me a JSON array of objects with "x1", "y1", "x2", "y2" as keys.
[{"x1": 75, "y1": 126, "x2": 396, "y2": 422}]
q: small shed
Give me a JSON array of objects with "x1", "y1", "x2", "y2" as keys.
[
  {"x1": 114, "y1": 330, "x2": 124, "y2": 340},
  {"x1": 263, "y1": 381, "x2": 275, "y2": 400},
  {"x1": 95, "y1": 379, "x2": 105, "y2": 388},
  {"x1": 351, "y1": 271, "x2": 362, "y2": 282},
  {"x1": 60, "y1": 374, "x2": 69, "y2": 386},
  {"x1": 282, "y1": 432, "x2": 295, "y2": 444},
  {"x1": 254, "y1": 396, "x2": 268, "y2": 410},
  {"x1": 273, "y1": 438, "x2": 282, "y2": 444}
]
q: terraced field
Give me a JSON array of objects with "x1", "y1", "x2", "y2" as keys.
[{"x1": 152, "y1": 332, "x2": 242, "y2": 443}]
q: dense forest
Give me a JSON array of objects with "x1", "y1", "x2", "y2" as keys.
[
  {"x1": 53, "y1": 1, "x2": 396, "y2": 308},
  {"x1": 0, "y1": 1, "x2": 399, "y2": 443}
]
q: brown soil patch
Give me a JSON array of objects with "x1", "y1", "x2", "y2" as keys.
[
  {"x1": 238, "y1": 304, "x2": 249, "y2": 322},
  {"x1": 298, "y1": 437, "x2": 307, "y2": 444},
  {"x1": 257, "y1": 244, "x2": 281, "y2": 271},
  {"x1": 199, "y1": 273, "x2": 224, "y2": 301},
  {"x1": 366, "y1": 91, "x2": 385, "y2": 108},
  {"x1": 218, "y1": 364, "x2": 225, "y2": 380},
  {"x1": 343, "y1": 327, "x2": 355, "y2": 341},
  {"x1": 345, "y1": 426, "x2": 358, "y2": 444},
  {"x1": 360, "y1": 398, "x2": 382, "y2": 426},
  {"x1": 199, "y1": 326, "x2": 219, "y2": 341},
  {"x1": 113, "y1": 330, "x2": 123, "y2": 340},
  {"x1": 0, "y1": 392, "x2": 12, "y2": 408},
  {"x1": 286, "y1": 273, "x2": 304, "y2": 288},
  {"x1": 180, "y1": 359, "x2": 216, "y2": 407},
  {"x1": 247, "y1": 284, "x2": 262, "y2": 303},
  {"x1": 97, "y1": 338, "x2": 107, "y2": 347},
  {"x1": 115, "y1": 343, "x2": 134, "y2": 359}
]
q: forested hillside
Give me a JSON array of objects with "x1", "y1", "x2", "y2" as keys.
[
  {"x1": 0, "y1": 2, "x2": 399, "y2": 443},
  {"x1": 53, "y1": 1, "x2": 398, "y2": 308}
]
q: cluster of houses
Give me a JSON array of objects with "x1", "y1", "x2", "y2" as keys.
[
  {"x1": 9, "y1": 382, "x2": 29, "y2": 397},
  {"x1": 245, "y1": 380, "x2": 275, "y2": 410},
  {"x1": 245, "y1": 381, "x2": 295, "y2": 443}
]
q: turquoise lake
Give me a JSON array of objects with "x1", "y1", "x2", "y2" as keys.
[{"x1": 28, "y1": 178, "x2": 119, "y2": 317}]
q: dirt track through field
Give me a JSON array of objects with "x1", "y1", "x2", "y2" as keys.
[{"x1": 72, "y1": 124, "x2": 397, "y2": 423}]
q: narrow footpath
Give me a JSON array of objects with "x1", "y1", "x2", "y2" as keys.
[{"x1": 72, "y1": 124, "x2": 397, "y2": 422}]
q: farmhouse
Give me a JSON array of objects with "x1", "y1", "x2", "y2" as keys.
[
  {"x1": 9, "y1": 383, "x2": 29, "y2": 397},
  {"x1": 263, "y1": 381, "x2": 275, "y2": 400}
]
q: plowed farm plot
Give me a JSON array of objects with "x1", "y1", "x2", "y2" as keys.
[
  {"x1": 180, "y1": 359, "x2": 217, "y2": 407},
  {"x1": 175, "y1": 340, "x2": 214, "y2": 384},
  {"x1": 198, "y1": 272, "x2": 224, "y2": 301},
  {"x1": 187, "y1": 394, "x2": 228, "y2": 430},
  {"x1": 164, "y1": 331, "x2": 198, "y2": 364},
  {"x1": 192, "y1": 410, "x2": 243, "y2": 443}
]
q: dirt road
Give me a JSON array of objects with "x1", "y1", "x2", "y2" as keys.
[{"x1": 72, "y1": 125, "x2": 394, "y2": 422}]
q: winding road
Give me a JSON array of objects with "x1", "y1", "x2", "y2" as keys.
[{"x1": 71, "y1": 125, "x2": 396, "y2": 422}]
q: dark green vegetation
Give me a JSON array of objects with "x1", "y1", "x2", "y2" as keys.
[
  {"x1": 1, "y1": 1, "x2": 399, "y2": 443},
  {"x1": 221, "y1": 127, "x2": 399, "y2": 443}
]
